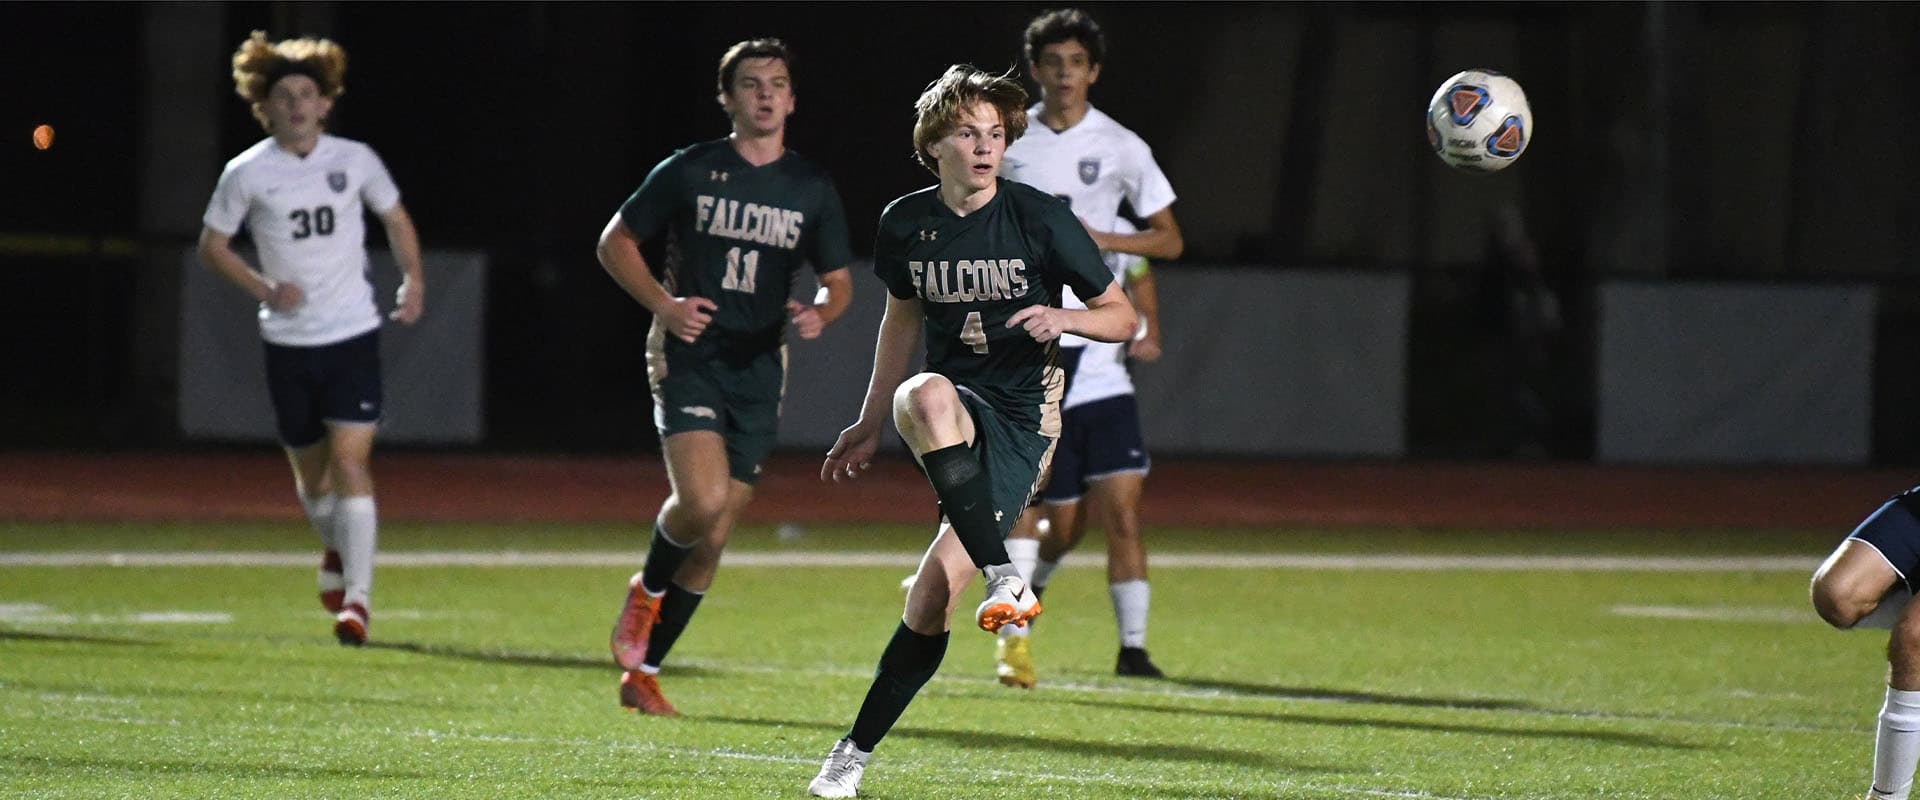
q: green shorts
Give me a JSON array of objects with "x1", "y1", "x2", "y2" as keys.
[
  {"x1": 648, "y1": 327, "x2": 786, "y2": 486},
  {"x1": 952, "y1": 383, "x2": 1057, "y2": 535}
]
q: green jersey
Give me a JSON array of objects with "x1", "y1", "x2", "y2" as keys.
[
  {"x1": 874, "y1": 179, "x2": 1116, "y2": 432},
  {"x1": 620, "y1": 139, "x2": 853, "y2": 358}
]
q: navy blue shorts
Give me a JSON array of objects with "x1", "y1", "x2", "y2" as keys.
[
  {"x1": 1040, "y1": 394, "x2": 1150, "y2": 505},
  {"x1": 262, "y1": 329, "x2": 382, "y2": 448},
  {"x1": 1848, "y1": 494, "x2": 1920, "y2": 593}
]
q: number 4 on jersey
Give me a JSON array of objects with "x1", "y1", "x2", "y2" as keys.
[
  {"x1": 722, "y1": 246, "x2": 759, "y2": 293},
  {"x1": 960, "y1": 311, "x2": 988, "y2": 354}
]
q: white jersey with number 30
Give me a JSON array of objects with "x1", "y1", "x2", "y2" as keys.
[
  {"x1": 203, "y1": 134, "x2": 401, "y2": 347},
  {"x1": 1003, "y1": 105, "x2": 1173, "y2": 409}
]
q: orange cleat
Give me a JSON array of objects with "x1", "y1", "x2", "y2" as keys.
[
  {"x1": 618, "y1": 670, "x2": 680, "y2": 717},
  {"x1": 610, "y1": 571, "x2": 663, "y2": 671},
  {"x1": 333, "y1": 602, "x2": 368, "y2": 647},
  {"x1": 975, "y1": 571, "x2": 1042, "y2": 633}
]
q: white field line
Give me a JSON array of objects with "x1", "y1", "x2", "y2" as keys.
[
  {"x1": 0, "y1": 706, "x2": 1515, "y2": 800},
  {"x1": 1609, "y1": 605, "x2": 1805, "y2": 623},
  {"x1": 0, "y1": 550, "x2": 1819, "y2": 572}
]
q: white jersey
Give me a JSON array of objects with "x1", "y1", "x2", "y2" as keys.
[
  {"x1": 1003, "y1": 105, "x2": 1174, "y2": 408},
  {"x1": 202, "y1": 134, "x2": 402, "y2": 347},
  {"x1": 1063, "y1": 223, "x2": 1146, "y2": 409}
]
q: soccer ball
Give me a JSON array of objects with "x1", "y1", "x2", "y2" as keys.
[{"x1": 1426, "y1": 69, "x2": 1532, "y2": 172}]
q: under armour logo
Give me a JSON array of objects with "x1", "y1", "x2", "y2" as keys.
[
  {"x1": 679, "y1": 405, "x2": 718, "y2": 420},
  {"x1": 995, "y1": 510, "x2": 1004, "y2": 522},
  {"x1": 710, "y1": 170, "x2": 729, "y2": 182},
  {"x1": 919, "y1": 230, "x2": 938, "y2": 241}
]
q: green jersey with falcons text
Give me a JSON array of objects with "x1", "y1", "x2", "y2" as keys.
[
  {"x1": 620, "y1": 139, "x2": 853, "y2": 356},
  {"x1": 873, "y1": 179, "x2": 1116, "y2": 432}
]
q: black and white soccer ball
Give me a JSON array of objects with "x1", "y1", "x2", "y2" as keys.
[{"x1": 1426, "y1": 69, "x2": 1532, "y2": 173}]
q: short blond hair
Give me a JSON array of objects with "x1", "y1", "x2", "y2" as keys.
[
  {"x1": 231, "y1": 31, "x2": 348, "y2": 129},
  {"x1": 911, "y1": 65, "x2": 1029, "y2": 175}
]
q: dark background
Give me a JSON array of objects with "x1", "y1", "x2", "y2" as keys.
[{"x1": 3, "y1": 2, "x2": 1917, "y2": 461}]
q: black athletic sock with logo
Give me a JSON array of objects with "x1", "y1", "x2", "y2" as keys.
[
  {"x1": 638, "y1": 520, "x2": 694, "y2": 595},
  {"x1": 640, "y1": 583, "x2": 704, "y2": 670},
  {"x1": 847, "y1": 622, "x2": 949, "y2": 752},
  {"x1": 921, "y1": 444, "x2": 1010, "y2": 569}
]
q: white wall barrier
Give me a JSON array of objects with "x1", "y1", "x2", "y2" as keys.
[{"x1": 178, "y1": 248, "x2": 486, "y2": 444}]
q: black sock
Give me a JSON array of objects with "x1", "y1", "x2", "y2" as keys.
[
  {"x1": 847, "y1": 622, "x2": 949, "y2": 752},
  {"x1": 920, "y1": 445, "x2": 1009, "y2": 569},
  {"x1": 638, "y1": 520, "x2": 694, "y2": 595},
  {"x1": 640, "y1": 583, "x2": 704, "y2": 670}
]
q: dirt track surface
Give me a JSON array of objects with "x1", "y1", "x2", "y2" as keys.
[{"x1": 0, "y1": 452, "x2": 1909, "y2": 530}]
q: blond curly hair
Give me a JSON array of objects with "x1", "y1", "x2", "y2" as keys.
[{"x1": 230, "y1": 31, "x2": 348, "y2": 130}]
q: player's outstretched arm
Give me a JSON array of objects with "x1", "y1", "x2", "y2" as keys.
[
  {"x1": 596, "y1": 213, "x2": 714, "y2": 343},
  {"x1": 822, "y1": 294, "x2": 924, "y2": 482},
  {"x1": 379, "y1": 203, "x2": 425, "y2": 324},
  {"x1": 1091, "y1": 207, "x2": 1184, "y2": 261},
  {"x1": 1008, "y1": 281, "x2": 1136, "y2": 344},
  {"x1": 1124, "y1": 266, "x2": 1161, "y2": 362},
  {"x1": 197, "y1": 227, "x2": 302, "y2": 311}
]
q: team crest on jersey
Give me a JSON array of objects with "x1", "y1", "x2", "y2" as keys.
[
  {"x1": 327, "y1": 171, "x2": 348, "y2": 193},
  {"x1": 1077, "y1": 157, "x2": 1101, "y2": 185}
]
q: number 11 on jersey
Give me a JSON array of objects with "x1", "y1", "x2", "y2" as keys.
[{"x1": 722, "y1": 246, "x2": 759, "y2": 293}]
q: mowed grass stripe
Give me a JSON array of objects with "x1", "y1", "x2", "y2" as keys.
[
  {"x1": 0, "y1": 550, "x2": 1818, "y2": 571},
  {"x1": 0, "y1": 704, "x2": 1529, "y2": 800}
]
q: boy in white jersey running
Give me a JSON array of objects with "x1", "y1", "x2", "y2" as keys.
[
  {"x1": 198, "y1": 31, "x2": 425, "y2": 646},
  {"x1": 997, "y1": 7, "x2": 1183, "y2": 685}
]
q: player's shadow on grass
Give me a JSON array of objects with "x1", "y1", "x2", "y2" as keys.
[
  {"x1": 4, "y1": 753, "x2": 645, "y2": 791},
  {"x1": 700, "y1": 714, "x2": 1337, "y2": 772},
  {"x1": 1042, "y1": 697, "x2": 1698, "y2": 750},
  {"x1": 0, "y1": 629, "x2": 152, "y2": 646},
  {"x1": 6, "y1": 677, "x2": 469, "y2": 712},
  {"x1": 365, "y1": 639, "x2": 729, "y2": 677},
  {"x1": 4, "y1": 754, "x2": 436, "y2": 781},
  {"x1": 1160, "y1": 676, "x2": 1532, "y2": 711}
]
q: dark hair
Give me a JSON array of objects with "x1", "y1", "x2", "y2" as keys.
[
  {"x1": 912, "y1": 65, "x2": 1029, "y2": 175},
  {"x1": 1023, "y1": 8, "x2": 1105, "y2": 67},
  {"x1": 718, "y1": 38, "x2": 792, "y2": 95}
]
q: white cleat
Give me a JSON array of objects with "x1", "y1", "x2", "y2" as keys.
[
  {"x1": 975, "y1": 565, "x2": 1042, "y2": 633},
  {"x1": 807, "y1": 738, "x2": 868, "y2": 798}
]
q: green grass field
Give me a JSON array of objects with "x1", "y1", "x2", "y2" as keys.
[{"x1": 0, "y1": 522, "x2": 1882, "y2": 799}]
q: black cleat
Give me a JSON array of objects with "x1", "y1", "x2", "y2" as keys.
[{"x1": 1115, "y1": 646, "x2": 1163, "y2": 678}]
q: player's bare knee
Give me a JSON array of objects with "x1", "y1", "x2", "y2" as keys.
[
  {"x1": 894, "y1": 374, "x2": 958, "y2": 430},
  {"x1": 1811, "y1": 578, "x2": 1871, "y2": 629},
  {"x1": 674, "y1": 485, "x2": 731, "y2": 528}
]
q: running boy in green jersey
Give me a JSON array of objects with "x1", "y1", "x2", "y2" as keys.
[
  {"x1": 599, "y1": 38, "x2": 855, "y2": 716},
  {"x1": 806, "y1": 64, "x2": 1137, "y2": 798}
]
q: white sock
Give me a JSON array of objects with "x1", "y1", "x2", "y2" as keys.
[
  {"x1": 337, "y1": 496, "x2": 378, "y2": 609},
  {"x1": 1031, "y1": 558, "x2": 1062, "y2": 590},
  {"x1": 1006, "y1": 538, "x2": 1039, "y2": 583},
  {"x1": 1873, "y1": 687, "x2": 1920, "y2": 799},
  {"x1": 1109, "y1": 579, "x2": 1149, "y2": 649},
  {"x1": 300, "y1": 493, "x2": 338, "y2": 551}
]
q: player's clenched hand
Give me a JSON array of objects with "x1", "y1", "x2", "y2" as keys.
[
  {"x1": 264, "y1": 280, "x2": 304, "y2": 312},
  {"x1": 662, "y1": 296, "x2": 717, "y2": 343},
  {"x1": 787, "y1": 299, "x2": 825, "y2": 340},
  {"x1": 390, "y1": 279, "x2": 425, "y2": 325},
  {"x1": 1007, "y1": 305, "x2": 1067, "y2": 343},
  {"x1": 1128, "y1": 332, "x2": 1162, "y2": 362},
  {"x1": 821, "y1": 420, "x2": 879, "y2": 482}
]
